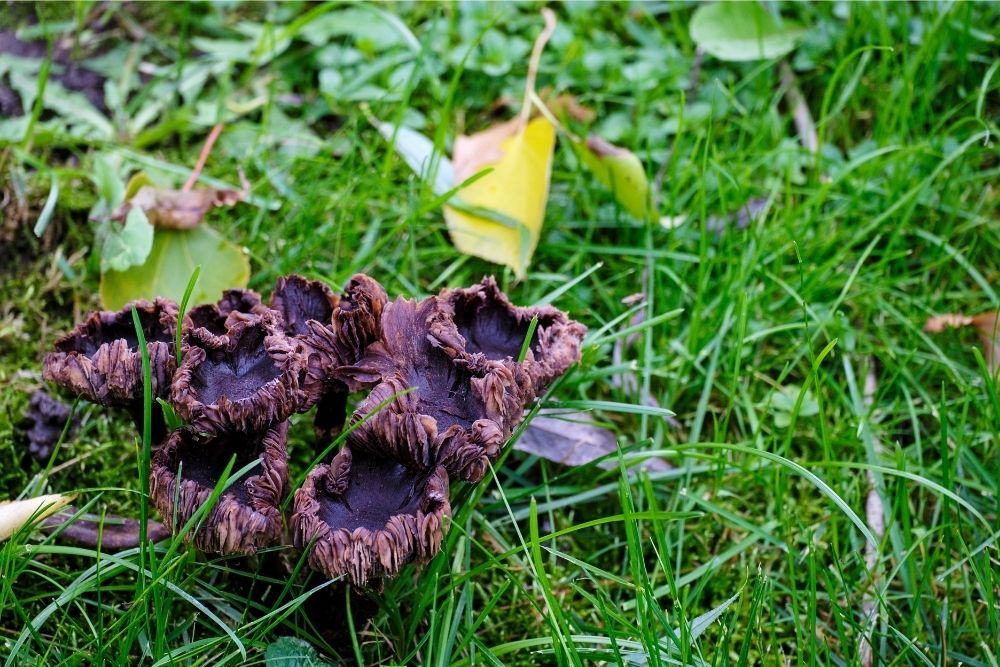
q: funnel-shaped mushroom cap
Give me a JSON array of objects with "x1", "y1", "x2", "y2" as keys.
[
  {"x1": 291, "y1": 445, "x2": 450, "y2": 586},
  {"x1": 44, "y1": 298, "x2": 179, "y2": 405},
  {"x1": 299, "y1": 274, "x2": 389, "y2": 400},
  {"x1": 171, "y1": 312, "x2": 303, "y2": 434},
  {"x1": 187, "y1": 289, "x2": 265, "y2": 339},
  {"x1": 270, "y1": 275, "x2": 339, "y2": 337},
  {"x1": 347, "y1": 296, "x2": 519, "y2": 482},
  {"x1": 435, "y1": 276, "x2": 587, "y2": 389},
  {"x1": 150, "y1": 422, "x2": 288, "y2": 554}
]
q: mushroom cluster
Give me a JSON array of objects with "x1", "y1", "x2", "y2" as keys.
[{"x1": 44, "y1": 275, "x2": 585, "y2": 586}]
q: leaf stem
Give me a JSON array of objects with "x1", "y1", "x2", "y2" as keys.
[{"x1": 518, "y1": 8, "x2": 557, "y2": 132}]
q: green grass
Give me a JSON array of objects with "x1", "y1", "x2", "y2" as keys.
[{"x1": 2, "y1": 2, "x2": 999, "y2": 665}]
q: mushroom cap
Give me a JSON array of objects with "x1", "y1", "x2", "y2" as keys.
[
  {"x1": 269, "y1": 274, "x2": 340, "y2": 338},
  {"x1": 171, "y1": 311, "x2": 304, "y2": 434},
  {"x1": 299, "y1": 274, "x2": 389, "y2": 401},
  {"x1": 435, "y1": 276, "x2": 587, "y2": 391},
  {"x1": 187, "y1": 288, "x2": 266, "y2": 340},
  {"x1": 43, "y1": 298, "x2": 179, "y2": 406},
  {"x1": 150, "y1": 422, "x2": 289, "y2": 554},
  {"x1": 346, "y1": 295, "x2": 523, "y2": 482},
  {"x1": 291, "y1": 444, "x2": 450, "y2": 586}
]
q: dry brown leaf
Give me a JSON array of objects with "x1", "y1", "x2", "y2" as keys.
[
  {"x1": 516, "y1": 412, "x2": 669, "y2": 471},
  {"x1": 543, "y1": 89, "x2": 596, "y2": 123},
  {"x1": 923, "y1": 311, "x2": 999, "y2": 373},
  {"x1": 113, "y1": 183, "x2": 247, "y2": 230}
]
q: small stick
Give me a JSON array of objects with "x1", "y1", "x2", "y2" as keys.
[
  {"x1": 518, "y1": 9, "x2": 557, "y2": 132},
  {"x1": 779, "y1": 62, "x2": 818, "y2": 155},
  {"x1": 858, "y1": 360, "x2": 885, "y2": 667},
  {"x1": 687, "y1": 47, "x2": 705, "y2": 98},
  {"x1": 183, "y1": 123, "x2": 224, "y2": 192},
  {"x1": 43, "y1": 510, "x2": 171, "y2": 551}
]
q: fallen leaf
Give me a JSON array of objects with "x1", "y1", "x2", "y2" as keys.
[
  {"x1": 575, "y1": 135, "x2": 651, "y2": 220},
  {"x1": 444, "y1": 116, "x2": 556, "y2": 278},
  {"x1": 544, "y1": 91, "x2": 596, "y2": 124},
  {"x1": 440, "y1": 9, "x2": 558, "y2": 278},
  {"x1": 0, "y1": 493, "x2": 74, "y2": 542},
  {"x1": 99, "y1": 206, "x2": 154, "y2": 273},
  {"x1": 113, "y1": 184, "x2": 247, "y2": 230},
  {"x1": 265, "y1": 636, "x2": 332, "y2": 667},
  {"x1": 100, "y1": 225, "x2": 250, "y2": 310},
  {"x1": 373, "y1": 120, "x2": 455, "y2": 197},
  {"x1": 924, "y1": 311, "x2": 999, "y2": 374},
  {"x1": 516, "y1": 412, "x2": 669, "y2": 471},
  {"x1": 42, "y1": 509, "x2": 170, "y2": 551},
  {"x1": 690, "y1": 2, "x2": 806, "y2": 62},
  {"x1": 451, "y1": 116, "x2": 522, "y2": 183},
  {"x1": 706, "y1": 197, "x2": 769, "y2": 235},
  {"x1": 18, "y1": 390, "x2": 77, "y2": 462}
]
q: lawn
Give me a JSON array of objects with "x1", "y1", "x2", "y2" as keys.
[{"x1": 1, "y1": 2, "x2": 998, "y2": 665}]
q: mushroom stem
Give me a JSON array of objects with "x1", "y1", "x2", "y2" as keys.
[
  {"x1": 125, "y1": 404, "x2": 168, "y2": 448},
  {"x1": 312, "y1": 388, "x2": 348, "y2": 444}
]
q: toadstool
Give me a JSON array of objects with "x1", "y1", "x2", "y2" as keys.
[
  {"x1": 171, "y1": 311, "x2": 303, "y2": 434},
  {"x1": 186, "y1": 288, "x2": 266, "y2": 339},
  {"x1": 43, "y1": 298, "x2": 179, "y2": 442},
  {"x1": 297, "y1": 274, "x2": 389, "y2": 441},
  {"x1": 150, "y1": 422, "x2": 288, "y2": 554},
  {"x1": 291, "y1": 443, "x2": 449, "y2": 586}
]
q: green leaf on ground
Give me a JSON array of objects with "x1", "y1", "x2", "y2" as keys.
[
  {"x1": 264, "y1": 637, "x2": 331, "y2": 666},
  {"x1": 690, "y1": 2, "x2": 806, "y2": 62},
  {"x1": 100, "y1": 225, "x2": 249, "y2": 309},
  {"x1": 767, "y1": 383, "x2": 820, "y2": 428},
  {"x1": 574, "y1": 135, "x2": 651, "y2": 220},
  {"x1": 99, "y1": 207, "x2": 154, "y2": 273}
]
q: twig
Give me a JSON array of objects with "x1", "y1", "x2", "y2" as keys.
[
  {"x1": 650, "y1": 152, "x2": 670, "y2": 215},
  {"x1": 779, "y1": 62, "x2": 818, "y2": 155},
  {"x1": 858, "y1": 360, "x2": 885, "y2": 667},
  {"x1": 687, "y1": 46, "x2": 705, "y2": 98},
  {"x1": 183, "y1": 123, "x2": 224, "y2": 192},
  {"x1": 518, "y1": 8, "x2": 557, "y2": 132},
  {"x1": 43, "y1": 509, "x2": 170, "y2": 551}
]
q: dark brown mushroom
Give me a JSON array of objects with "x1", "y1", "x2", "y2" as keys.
[
  {"x1": 171, "y1": 311, "x2": 303, "y2": 434},
  {"x1": 290, "y1": 444, "x2": 450, "y2": 586},
  {"x1": 434, "y1": 276, "x2": 587, "y2": 390},
  {"x1": 186, "y1": 288, "x2": 266, "y2": 338},
  {"x1": 342, "y1": 279, "x2": 586, "y2": 482},
  {"x1": 297, "y1": 275, "x2": 389, "y2": 442},
  {"x1": 19, "y1": 390, "x2": 77, "y2": 461},
  {"x1": 269, "y1": 274, "x2": 339, "y2": 338},
  {"x1": 43, "y1": 298, "x2": 179, "y2": 441},
  {"x1": 301, "y1": 274, "x2": 389, "y2": 395},
  {"x1": 345, "y1": 295, "x2": 522, "y2": 482},
  {"x1": 150, "y1": 422, "x2": 288, "y2": 554}
]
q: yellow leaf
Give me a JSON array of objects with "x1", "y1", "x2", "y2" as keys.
[
  {"x1": 0, "y1": 493, "x2": 74, "y2": 542},
  {"x1": 443, "y1": 116, "x2": 556, "y2": 278},
  {"x1": 575, "y1": 135, "x2": 651, "y2": 220}
]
